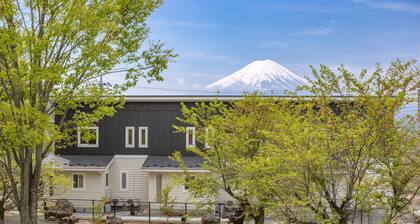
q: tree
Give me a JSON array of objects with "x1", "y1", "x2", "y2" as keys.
[
  {"x1": 0, "y1": 163, "x2": 14, "y2": 224},
  {"x1": 251, "y1": 60, "x2": 419, "y2": 223},
  {"x1": 173, "y1": 60, "x2": 418, "y2": 224},
  {"x1": 173, "y1": 96, "x2": 284, "y2": 224},
  {"x1": 0, "y1": 0, "x2": 175, "y2": 223}
]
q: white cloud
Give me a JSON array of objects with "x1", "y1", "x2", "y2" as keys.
[{"x1": 354, "y1": 0, "x2": 420, "y2": 14}]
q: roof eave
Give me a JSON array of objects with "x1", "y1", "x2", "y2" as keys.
[
  {"x1": 62, "y1": 167, "x2": 106, "y2": 172},
  {"x1": 141, "y1": 168, "x2": 209, "y2": 173}
]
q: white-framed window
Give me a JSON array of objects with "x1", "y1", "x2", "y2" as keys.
[
  {"x1": 186, "y1": 127, "x2": 195, "y2": 148},
  {"x1": 77, "y1": 127, "x2": 99, "y2": 148},
  {"x1": 138, "y1": 127, "x2": 148, "y2": 148},
  {"x1": 72, "y1": 173, "x2": 85, "y2": 191},
  {"x1": 125, "y1": 127, "x2": 135, "y2": 148},
  {"x1": 105, "y1": 172, "x2": 109, "y2": 189},
  {"x1": 120, "y1": 171, "x2": 128, "y2": 191}
]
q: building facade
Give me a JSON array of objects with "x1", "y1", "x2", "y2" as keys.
[{"x1": 53, "y1": 96, "x2": 238, "y2": 208}]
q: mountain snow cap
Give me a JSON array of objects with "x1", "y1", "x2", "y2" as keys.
[{"x1": 207, "y1": 59, "x2": 307, "y2": 94}]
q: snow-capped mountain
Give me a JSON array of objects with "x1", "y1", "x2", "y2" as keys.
[{"x1": 206, "y1": 59, "x2": 307, "y2": 94}]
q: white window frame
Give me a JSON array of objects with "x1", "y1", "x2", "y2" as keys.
[
  {"x1": 138, "y1": 127, "x2": 148, "y2": 148},
  {"x1": 125, "y1": 127, "x2": 135, "y2": 148},
  {"x1": 120, "y1": 171, "x2": 128, "y2": 191},
  {"x1": 72, "y1": 173, "x2": 85, "y2": 191},
  {"x1": 77, "y1": 127, "x2": 99, "y2": 148},
  {"x1": 186, "y1": 127, "x2": 196, "y2": 148},
  {"x1": 105, "y1": 172, "x2": 109, "y2": 189}
]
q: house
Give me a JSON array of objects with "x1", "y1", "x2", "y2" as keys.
[{"x1": 52, "y1": 96, "x2": 237, "y2": 209}]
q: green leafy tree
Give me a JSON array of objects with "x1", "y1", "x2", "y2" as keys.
[
  {"x1": 0, "y1": 0, "x2": 175, "y2": 223},
  {"x1": 160, "y1": 184, "x2": 176, "y2": 216},
  {"x1": 39, "y1": 161, "x2": 71, "y2": 199},
  {"x1": 173, "y1": 96, "x2": 283, "y2": 224},
  {"x1": 251, "y1": 60, "x2": 419, "y2": 223},
  {"x1": 0, "y1": 163, "x2": 14, "y2": 224},
  {"x1": 173, "y1": 61, "x2": 418, "y2": 224}
]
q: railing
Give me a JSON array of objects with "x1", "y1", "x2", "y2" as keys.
[{"x1": 44, "y1": 198, "x2": 235, "y2": 223}]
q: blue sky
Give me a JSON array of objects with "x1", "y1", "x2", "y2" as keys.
[{"x1": 114, "y1": 0, "x2": 420, "y2": 95}]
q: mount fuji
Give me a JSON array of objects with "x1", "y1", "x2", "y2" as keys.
[{"x1": 206, "y1": 59, "x2": 307, "y2": 94}]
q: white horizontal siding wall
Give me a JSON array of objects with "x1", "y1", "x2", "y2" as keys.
[
  {"x1": 59, "y1": 171, "x2": 103, "y2": 208},
  {"x1": 107, "y1": 155, "x2": 149, "y2": 201},
  {"x1": 162, "y1": 173, "x2": 192, "y2": 203},
  {"x1": 147, "y1": 173, "x2": 196, "y2": 209},
  {"x1": 147, "y1": 172, "x2": 235, "y2": 209},
  {"x1": 162, "y1": 173, "x2": 235, "y2": 203},
  {"x1": 216, "y1": 189, "x2": 235, "y2": 203},
  {"x1": 148, "y1": 173, "x2": 157, "y2": 202}
]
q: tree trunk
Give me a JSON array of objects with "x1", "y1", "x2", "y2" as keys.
[
  {"x1": 19, "y1": 204, "x2": 31, "y2": 224},
  {"x1": 29, "y1": 188, "x2": 39, "y2": 224},
  {"x1": 337, "y1": 210, "x2": 349, "y2": 224},
  {"x1": 17, "y1": 193, "x2": 38, "y2": 224},
  {"x1": 252, "y1": 207, "x2": 265, "y2": 224},
  {"x1": 253, "y1": 213, "x2": 265, "y2": 224},
  {"x1": 0, "y1": 200, "x2": 5, "y2": 224},
  {"x1": 232, "y1": 214, "x2": 245, "y2": 224},
  {"x1": 231, "y1": 205, "x2": 246, "y2": 224}
]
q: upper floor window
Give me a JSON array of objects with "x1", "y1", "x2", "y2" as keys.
[
  {"x1": 72, "y1": 173, "x2": 85, "y2": 191},
  {"x1": 138, "y1": 127, "x2": 148, "y2": 148},
  {"x1": 77, "y1": 127, "x2": 99, "y2": 148},
  {"x1": 186, "y1": 127, "x2": 195, "y2": 148},
  {"x1": 125, "y1": 127, "x2": 135, "y2": 148}
]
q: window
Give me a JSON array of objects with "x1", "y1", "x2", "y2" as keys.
[
  {"x1": 105, "y1": 172, "x2": 109, "y2": 189},
  {"x1": 186, "y1": 127, "x2": 195, "y2": 148},
  {"x1": 72, "y1": 174, "x2": 85, "y2": 191},
  {"x1": 77, "y1": 127, "x2": 99, "y2": 147},
  {"x1": 125, "y1": 127, "x2": 135, "y2": 148},
  {"x1": 138, "y1": 127, "x2": 148, "y2": 148},
  {"x1": 120, "y1": 171, "x2": 128, "y2": 191}
]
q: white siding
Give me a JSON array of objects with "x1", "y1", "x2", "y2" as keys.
[
  {"x1": 59, "y1": 171, "x2": 103, "y2": 208},
  {"x1": 147, "y1": 172, "x2": 235, "y2": 208},
  {"x1": 148, "y1": 173, "x2": 158, "y2": 202},
  {"x1": 107, "y1": 156, "x2": 149, "y2": 201},
  {"x1": 163, "y1": 173, "x2": 191, "y2": 203},
  {"x1": 56, "y1": 156, "x2": 234, "y2": 209},
  {"x1": 147, "y1": 173, "x2": 193, "y2": 209},
  {"x1": 216, "y1": 189, "x2": 235, "y2": 203}
]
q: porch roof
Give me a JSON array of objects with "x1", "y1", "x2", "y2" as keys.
[
  {"x1": 141, "y1": 156, "x2": 205, "y2": 172},
  {"x1": 57, "y1": 155, "x2": 114, "y2": 171}
]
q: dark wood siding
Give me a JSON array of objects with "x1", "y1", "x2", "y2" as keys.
[
  {"x1": 55, "y1": 102, "x2": 196, "y2": 156},
  {"x1": 55, "y1": 99, "x2": 345, "y2": 156}
]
